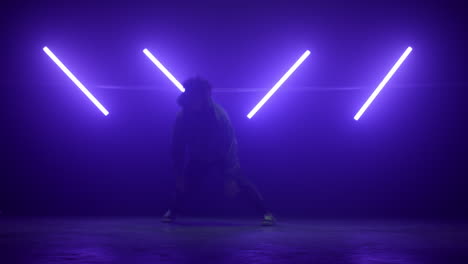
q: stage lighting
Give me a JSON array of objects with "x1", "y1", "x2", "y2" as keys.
[
  {"x1": 354, "y1": 47, "x2": 412, "y2": 121},
  {"x1": 43, "y1": 47, "x2": 109, "y2": 116},
  {"x1": 143, "y1": 49, "x2": 185, "y2": 92},
  {"x1": 247, "y1": 50, "x2": 310, "y2": 119}
]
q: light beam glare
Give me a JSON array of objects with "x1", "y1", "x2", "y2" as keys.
[
  {"x1": 43, "y1": 46, "x2": 109, "y2": 116},
  {"x1": 354, "y1": 46, "x2": 413, "y2": 121},
  {"x1": 143, "y1": 49, "x2": 185, "y2": 92},
  {"x1": 247, "y1": 50, "x2": 311, "y2": 119}
]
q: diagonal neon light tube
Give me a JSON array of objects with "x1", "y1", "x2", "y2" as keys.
[
  {"x1": 143, "y1": 48, "x2": 185, "y2": 92},
  {"x1": 247, "y1": 50, "x2": 310, "y2": 119},
  {"x1": 354, "y1": 47, "x2": 413, "y2": 121},
  {"x1": 43, "y1": 47, "x2": 109, "y2": 116}
]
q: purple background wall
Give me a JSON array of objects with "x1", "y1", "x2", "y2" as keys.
[{"x1": 2, "y1": 0, "x2": 467, "y2": 218}]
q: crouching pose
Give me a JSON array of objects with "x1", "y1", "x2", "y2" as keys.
[{"x1": 161, "y1": 77, "x2": 275, "y2": 226}]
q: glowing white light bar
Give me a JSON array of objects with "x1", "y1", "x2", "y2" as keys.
[
  {"x1": 247, "y1": 50, "x2": 311, "y2": 119},
  {"x1": 143, "y1": 49, "x2": 185, "y2": 92},
  {"x1": 43, "y1": 47, "x2": 109, "y2": 116},
  {"x1": 354, "y1": 47, "x2": 413, "y2": 121}
]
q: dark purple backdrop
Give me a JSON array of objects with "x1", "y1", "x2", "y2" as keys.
[{"x1": 2, "y1": 0, "x2": 467, "y2": 218}]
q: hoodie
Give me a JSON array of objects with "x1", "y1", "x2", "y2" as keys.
[{"x1": 172, "y1": 100, "x2": 239, "y2": 172}]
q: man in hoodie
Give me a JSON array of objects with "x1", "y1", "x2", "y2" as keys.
[{"x1": 161, "y1": 77, "x2": 276, "y2": 226}]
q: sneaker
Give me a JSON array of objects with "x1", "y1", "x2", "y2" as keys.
[
  {"x1": 261, "y1": 213, "x2": 276, "y2": 226},
  {"x1": 161, "y1": 209, "x2": 176, "y2": 223}
]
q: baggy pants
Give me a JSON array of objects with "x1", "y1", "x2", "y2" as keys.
[{"x1": 169, "y1": 160, "x2": 268, "y2": 216}]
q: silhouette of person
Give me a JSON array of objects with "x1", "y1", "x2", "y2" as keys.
[{"x1": 162, "y1": 77, "x2": 276, "y2": 226}]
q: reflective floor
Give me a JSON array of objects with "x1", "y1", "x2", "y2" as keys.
[{"x1": 1, "y1": 217, "x2": 467, "y2": 264}]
